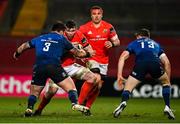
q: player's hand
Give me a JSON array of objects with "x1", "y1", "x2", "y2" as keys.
[
  {"x1": 88, "y1": 50, "x2": 96, "y2": 57},
  {"x1": 117, "y1": 75, "x2": 126, "y2": 90},
  {"x1": 13, "y1": 51, "x2": 20, "y2": 60},
  {"x1": 105, "y1": 41, "x2": 113, "y2": 49}
]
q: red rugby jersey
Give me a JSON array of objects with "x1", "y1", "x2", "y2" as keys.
[
  {"x1": 61, "y1": 30, "x2": 89, "y2": 67},
  {"x1": 79, "y1": 20, "x2": 117, "y2": 64}
]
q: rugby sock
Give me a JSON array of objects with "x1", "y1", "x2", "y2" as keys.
[
  {"x1": 37, "y1": 95, "x2": 51, "y2": 111},
  {"x1": 78, "y1": 81, "x2": 94, "y2": 105},
  {"x1": 162, "y1": 85, "x2": 170, "y2": 107},
  {"x1": 68, "y1": 90, "x2": 78, "y2": 104},
  {"x1": 86, "y1": 85, "x2": 100, "y2": 108},
  {"x1": 121, "y1": 90, "x2": 130, "y2": 102},
  {"x1": 27, "y1": 95, "x2": 37, "y2": 110}
]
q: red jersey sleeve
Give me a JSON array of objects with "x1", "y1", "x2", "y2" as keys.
[
  {"x1": 108, "y1": 24, "x2": 117, "y2": 39},
  {"x1": 76, "y1": 30, "x2": 89, "y2": 48}
]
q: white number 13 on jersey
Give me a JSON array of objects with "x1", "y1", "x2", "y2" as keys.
[
  {"x1": 43, "y1": 42, "x2": 51, "y2": 51},
  {"x1": 141, "y1": 41, "x2": 154, "y2": 48}
]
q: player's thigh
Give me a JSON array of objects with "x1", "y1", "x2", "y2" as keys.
[
  {"x1": 86, "y1": 60, "x2": 108, "y2": 75},
  {"x1": 63, "y1": 63, "x2": 82, "y2": 77},
  {"x1": 48, "y1": 65, "x2": 69, "y2": 85},
  {"x1": 149, "y1": 61, "x2": 164, "y2": 79},
  {"x1": 124, "y1": 75, "x2": 141, "y2": 92},
  {"x1": 31, "y1": 66, "x2": 48, "y2": 86},
  {"x1": 57, "y1": 76, "x2": 76, "y2": 92},
  {"x1": 130, "y1": 62, "x2": 147, "y2": 81},
  {"x1": 75, "y1": 66, "x2": 97, "y2": 83},
  {"x1": 158, "y1": 72, "x2": 170, "y2": 86}
]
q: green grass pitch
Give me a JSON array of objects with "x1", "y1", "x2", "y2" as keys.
[{"x1": 0, "y1": 97, "x2": 179, "y2": 123}]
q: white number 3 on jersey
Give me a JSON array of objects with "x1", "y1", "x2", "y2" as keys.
[{"x1": 43, "y1": 42, "x2": 51, "y2": 51}]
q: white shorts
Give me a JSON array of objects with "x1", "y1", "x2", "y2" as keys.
[
  {"x1": 63, "y1": 63, "x2": 90, "y2": 80},
  {"x1": 86, "y1": 60, "x2": 108, "y2": 75}
]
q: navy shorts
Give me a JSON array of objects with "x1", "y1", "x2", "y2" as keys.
[
  {"x1": 130, "y1": 61, "x2": 164, "y2": 81},
  {"x1": 31, "y1": 64, "x2": 69, "y2": 86}
]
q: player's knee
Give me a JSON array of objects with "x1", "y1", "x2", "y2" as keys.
[{"x1": 47, "y1": 86, "x2": 58, "y2": 96}]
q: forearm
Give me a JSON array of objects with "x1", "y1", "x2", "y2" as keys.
[
  {"x1": 71, "y1": 48, "x2": 89, "y2": 58},
  {"x1": 117, "y1": 59, "x2": 125, "y2": 77},
  {"x1": 111, "y1": 35, "x2": 120, "y2": 47},
  {"x1": 16, "y1": 42, "x2": 30, "y2": 54},
  {"x1": 14, "y1": 42, "x2": 31, "y2": 59}
]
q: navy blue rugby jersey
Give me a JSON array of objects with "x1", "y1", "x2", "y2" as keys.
[
  {"x1": 29, "y1": 32, "x2": 74, "y2": 66},
  {"x1": 126, "y1": 38, "x2": 164, "y2": 62}
]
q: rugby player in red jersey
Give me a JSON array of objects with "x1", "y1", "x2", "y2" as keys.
[
  {"x1": 33, "y1": 20, "x2": 101, "y2": 116},
  {"x1": 78, "y1": 6, "x2": 120, "y2": 115}
]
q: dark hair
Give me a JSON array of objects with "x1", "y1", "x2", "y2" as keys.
[
  {"x1": 65, "y1": 20, "x2": 76, "y2": 29},
  {"x1": 90, "y1": 5, "x2": 103, "y2": 13},
  {"x1": 134, "y1": 28, "x2": 150, "y2": 37},
  {"x1": 51, "y1": 21, "x2": 66, "y2": 32}
]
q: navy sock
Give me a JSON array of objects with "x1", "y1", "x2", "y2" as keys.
[
  {"x1": 27, "y1": 95, "x2": 37, "y2": 110},
  {"x1": 121, "y1": 90, "x2": 130, "y2": 102},
  {"x1": 162, "y1": 86, "x2": 170, "y2": 107},
  {"x1": 68, "y1": 90, "x2": 78, "y2": 104}
]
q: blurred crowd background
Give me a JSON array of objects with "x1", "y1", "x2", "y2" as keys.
[
  {"x1": 0, "y1": 0, "x2": 180, "y2": 36},
  {"x1": 0, "y1": 0, "x2": 180, "y2": 97}
]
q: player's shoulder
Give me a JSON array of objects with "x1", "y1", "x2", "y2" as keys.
[
  {"x1": 75, "y1": 30, "x2": 83, "y2": 36},
  {"x1": 101, "y1": 20, "x2": 113, "y2": 28},
  {"x1": 128, "y1": 39, "x2": 138, "y2": 47},
  {"x1": 74, "y1": 30, "x2": 85, "y2": 39},
  {"x1": 80, "y1": 21, "x2": 91, "y2": 28}
]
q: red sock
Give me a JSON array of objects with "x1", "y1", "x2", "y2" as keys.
[
  {"x1": 78, "y1": 81, "x2": 94, "y2": 105},
  {"x1": 86, "y1": 85, "x2": 100, "y2": 109},
  {"x1": 37, "y1": 95, "x2": 51, "y2": 111}
]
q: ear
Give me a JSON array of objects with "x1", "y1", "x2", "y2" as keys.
[{"x1": 59, "y1": 30, "x2": 64, "y2": 35}]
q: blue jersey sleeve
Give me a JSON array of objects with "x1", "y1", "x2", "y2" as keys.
[
  {"x1": 158, "y1": 44, "x2": 164, "y2": 57},
  {"x1": 62, "y1": 36, "x2": 74, "y2": 50},
  {"x1": 29, "y1": 38, "x2": 36, "y2": 48},
  {"x1": 126, "y1": 42, "x2": 134, "y2": 54}
]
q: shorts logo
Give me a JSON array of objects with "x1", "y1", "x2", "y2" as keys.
[
  {"x1": 62, "y1": 72, "x2": 67, "y2": 77},
  {"x1": 132, "y1": 71, "x2": 137, "y2": 76}
]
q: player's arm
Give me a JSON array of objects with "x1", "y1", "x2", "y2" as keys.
[
  {"x1": 83, "y1": 44, "x2": 95, "y2": 57},
  {"x1": 159, "y1": 53, "x2": 171, "y2": 79},
  {"x1": 117, "y1": 50, "x2": 130, "y2": 82},
  {"x1": 70, "y1": 47, "x2": 90, "y2": 58},
  {"x1": 13, "y1": 41, "x2": 31, "y2": 60},
  {"x1": 105, "y1": 26, "x2": 120, "y2": 48},
  {"x1": 110, "y1": 34, "x2": 120, "y2": 46}
]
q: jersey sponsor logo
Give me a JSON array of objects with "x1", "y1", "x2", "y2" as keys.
[{"x1": 89, "y1": 38, "x2": 108, "y2": 41}]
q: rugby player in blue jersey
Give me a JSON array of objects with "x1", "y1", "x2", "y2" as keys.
[
  {"x1": 113, "y1": 28, "x2": 175, "y2": 119},
  {"x1": 13, "y1": 21, "x2": 89, "y2": 117}
]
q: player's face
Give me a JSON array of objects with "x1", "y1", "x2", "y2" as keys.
[
  {"x1": 91, "y1": 9, "x2": 103, "y2": 24},
  {"x1": 65, "y1": 27, "x2": 76, "y2": 39}
]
